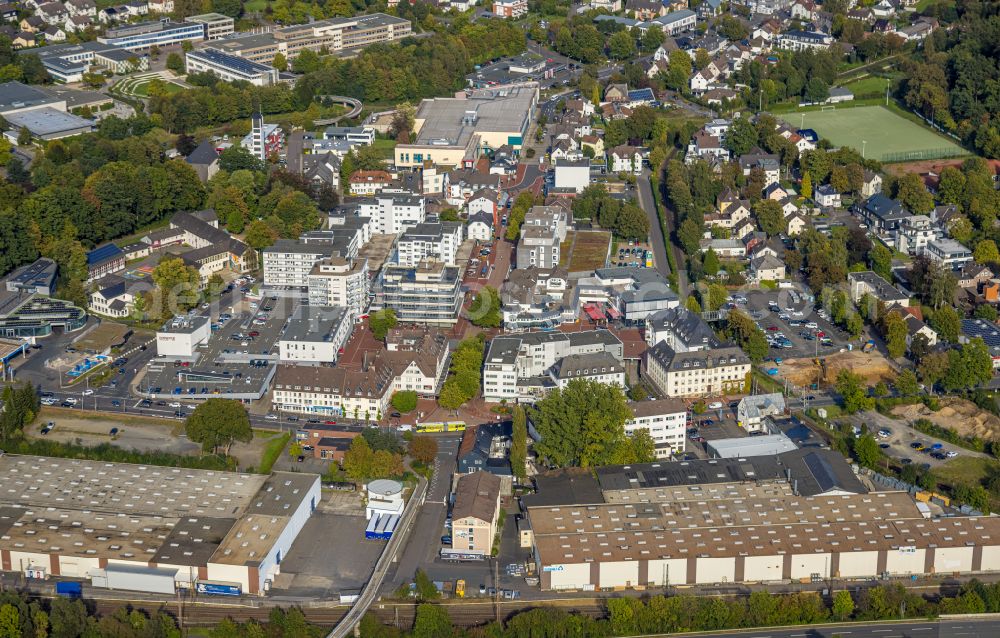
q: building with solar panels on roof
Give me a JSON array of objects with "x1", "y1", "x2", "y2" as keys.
[
  {"x1": 520, "y1": 449, "x2": 1000, "y2": 590},
  {"x1": 185, "y1": 47, "x2": 278, "y2": 86},
  {"x1": 961, "y1": 318, "x2": 1000, "y2": 370},
  {"x1": 85, "y1": 244, "x2": 126, "y2": 283}
]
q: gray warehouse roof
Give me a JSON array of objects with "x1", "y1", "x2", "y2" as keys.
[{"x1": 3, "y1": 107, "x2": 93, "y2": 137}]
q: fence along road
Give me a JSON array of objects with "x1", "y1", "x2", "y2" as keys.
[{"x1": 326, "y1": 473, "x2": 427, "y2": 638}]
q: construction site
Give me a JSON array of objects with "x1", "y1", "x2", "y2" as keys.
[{"x1": 777, "y1": 349, "x2": 896, "y2": 389}]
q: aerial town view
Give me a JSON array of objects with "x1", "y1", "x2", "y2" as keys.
[{"x1": 0, "y1": 0, "x2": 998, "y2": 635}]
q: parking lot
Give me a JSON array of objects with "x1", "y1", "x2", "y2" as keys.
[
  {"x1": 731, "y1": 288, "x2": 852, "y2": 361},
  {"x1": 136, "y1": 294, "x2": 293, "y2": 411},
  {"x1": 844, "y1": 411, "x2": 975, "y2": 469}
]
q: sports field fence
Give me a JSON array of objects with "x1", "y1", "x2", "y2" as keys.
[{"x1": 881, "y1": 147, "x2": 967, "y2": 163}]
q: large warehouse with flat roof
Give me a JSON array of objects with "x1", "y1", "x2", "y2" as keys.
[
  {"x1": 0, "y1": 455, "x2": 319, "y2": 595},
  {"x1": 525, "y1": 451, "x2": 1000, "y2": 590}
]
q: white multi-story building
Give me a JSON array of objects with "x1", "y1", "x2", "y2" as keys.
[
  {"x1": 924, "y1": 238, "x2": 973, "y2": 269},
  {"x1": 184, "y1": 47, "x2": 278, "y2": 86},
  {"x1": 483, "y1": 330, "x2": 623, "y2": 402},
  {"x1": 516, "y1": 205, "x2": 569, "y2": 270},
  {"x1": 492, "y1": 0, "x2": 527, "y2": 17},
  {"x1": 156, "y1": 315, "x2": 210, "y2": 358},
  {"x1": 306, "y1": 256, "x2": 370, "y2": 318},
  {"x1": 278, "y1": 305, "x2": 353, "y2": 363},
  {"x1": 553, "y1": 158, "x2": 591, "y2": 193},
  {"x1": 395, "y1": 219, "x2": 464, "y2": 267},
  {"x1": 644, "y1": 343, "x2": 751, "y2": 398},
  {"x1": 895, "y1": 215, "x2": 939, "y2": 256},
  {"x1": 263, "y1": 240, "x2": 332, "y2": 292},
  {"x1": 357, "y1": 193, "x2": 427, "y2": 235},
  {"x1": 372, "y1": 261, "x2": 464, "y2": 325},
  {"x1": 625, "y1": 398, "x2": 687, "y2": 458},
  {"x1": 737, "y1": 393, "x2": 786, "y2": 433}
]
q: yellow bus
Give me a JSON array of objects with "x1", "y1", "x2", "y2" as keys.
[{"x1": 416, "y1": 421, "x2": 467, "y2": 433}]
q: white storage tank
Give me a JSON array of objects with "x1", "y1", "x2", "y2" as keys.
[{"x1": 366, "y1": 479, "x2": 404, "y2": 519}]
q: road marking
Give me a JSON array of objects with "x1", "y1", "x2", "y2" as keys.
[{"x1": 911, "y1": 629, "x2": 932, "y2": 632}]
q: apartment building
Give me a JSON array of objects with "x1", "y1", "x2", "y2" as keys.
[
  {"x1": 549, "y1": 351, "x2": 625, "y2": 389},
  {"x1": 372, "y1": 261, "x2": 464, "y2": 325},
  {"x1": 306, "y1": 256, "x2": 370, "y2": 318},
  {"x1": 644, "y1": 342, "x2": 751, "y2": 397},
  {"x1": 278, "y1": 305, "x2": 353, "y2": 364},
  {"x1": 624, "y1": 398, "x2": 687, "y2": 458},
  {"x1": 645, "y1": 307, "x2": 721, "y2": 352},
  {"x1": 204, "y1": 13, "x2": 411, "y2": 63},
  {"x1": 451, "y1": 472, "x2": 502, "y2": 556},
  {"x1": 483, "y1": 330, "x2": 623, "y2": 402},
  {"x1": 847, "y1": 270, "x2": 909, "y2": 306},
  {"x1": 396, "y1": 218, "x2": 464, "y2": 267},
  {"x1": 516, "y1": 205, "x2": 569, "y2": 270},
  {"x1": 492, "y1": 0, "x2": 528, "y2": 17},
  {"x1": 924, "y1": 238, "x2": 973, "y2": 269},
  {"x1": 272, "y1": 363, "x2": 395, "y2": 420},
  {"x1": 262, "y1": 240, "x2": 333, "y2": 293},
  {"x1": 356, "y1": 193, "x2": 426, "y2": 235}
]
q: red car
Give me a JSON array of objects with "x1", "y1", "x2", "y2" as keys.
[
  {"x1": 816, "y1": 331, "x2": 826, "y2": 338},
  {"x1": 249, "y1": 331, "x2": 260, "y2": 337},
  {"x1": 325, "y1": 420, "x2": 337, "y2": 425},
  {"x1": 767, "y1": 326, "x2": 779, "y2": 331}
]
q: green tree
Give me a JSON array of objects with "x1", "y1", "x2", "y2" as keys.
[
  {"x1": 0, "y1": 604, "x2": 21, "y2": 638},
  {"x1": 895, "y1": 172, "x2": 934, "y2": 214},
  {"x1": 272, "y1": 52, "x2": 287, "y2": 72},
  {"x1": 882, "y1": 311, "x2": 908, "y2": 358},
  {"x1": 726, "y1": 309, "x2": 770, "y2": 362},
  {"x1": 974, "y1": 304, "x2": 998, "y2": 321},
  {"x1": 152, "y1": 257, "x2": 201, "y2": 316},
  {"x1": 370, "y1": 308, "x2": 398, "y2": 341},
  {"x1": 468, "y1": 285, "x2": 501, "y2": 328},
  {"x1": 16, "y1": 127, "x2": 30, "y2": 146},
  {"x1": 530, "y1": 380, "x2": 650, "y2": 468},
  {"x1": 974, "y1": 239, "x2": 1000, "y2": 264},
  {"x1": 391, "y1": 390, "x2": 417, "y2": 413},
  {"x1": 413, "y1": 570, "x2": 439, "y2": 601},
  {"x1": 166, "y1": 52, "x2": 184, "y2": 74},
  {"x1": 753, "y1": 199, "x2": 785, "y2": 236},
  {"x1": 703, "y1": 248, "x2": 720, "y2": 276},
  {"x1": 411, "y1": 604, "x2": 451, "y2": 638},
  {"x1": 184, "y1": 399, "x2": 252, "y2": 455},
  {"x1": 869, "y1": 242, "x2": 893, "y2": 281},
  {"x1": 854, "y1": 433, "x2": 882, "y2": 469},
  {"x1": 665, "y1": 49, "x2": 692, "y2": 91},
  {"x1": 705, "y1": 283, "x2": 728, "y2": 311},
  {"x1": 725, "y1": 116, "x2": 758, "y2": 156},
  {"x1": 640, "y1": 25, "x2": 664, "y2": 52},
  {"x1": 930, "y1": 304, "x2": 960, "y2": 343},
  {"x1": 895, "y1": 369, "x2": 920, "y2": 397},
  {"x1": 244, "y1": 220, "x2": 277, "y2": 250},
  {"x1": 511, "y1": 405, "x2": 527, "y2": 481},
  {"x1": 801, "y1": 172, "x2": 813, "y2": 199},
  {"x1": 836, "y1": 369, "x2": 874, "y2": 413},
  {"x1": 608, "y1": 30, "x2": 637, "y2": 60},
  {"x1": 832, "y1": 590, "x2": 855, "y2": 621}
]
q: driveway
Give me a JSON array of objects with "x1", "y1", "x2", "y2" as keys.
[{"x1": 636, "y1": 169, "x2": 670, "y2": 281}]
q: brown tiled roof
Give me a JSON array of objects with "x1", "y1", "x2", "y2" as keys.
[{"x1": 453, "y1": 471, "x2": 502, "y2": 523}]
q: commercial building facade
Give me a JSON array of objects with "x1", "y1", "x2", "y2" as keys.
[
  {"x1": 185, "y1": 48, "x2": 278, "y2": 86},
  {"x1": 644, "y1": 343, "x2": 751, "y2": 397}
]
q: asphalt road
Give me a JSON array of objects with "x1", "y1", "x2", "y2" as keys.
[
  {"x1": 387, "y1": 437, "x2": 461, "y2": 589},
  {"x1": 636, "y1": 168, "x2": 670, "y2": 280}
]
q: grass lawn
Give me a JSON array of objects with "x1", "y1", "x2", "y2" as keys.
[
  {"x1": 372, "y1": 137, "x2": 397, "y2": 160},
  {"x1": 557, "y1": 230, "x2": 575, "y2": 267},
  {"x1": 778, "y1": 105, "x2": 965, "y2": 162},
  {"x1": 243, "y1": 0, "x2": 268, "y2": 9},
  {"x1": 842, "y1": 75, "x2": 895, "y2": 97},
  {"x1": 566, "y1": 230, "x2": 612, "y2": 272},
  {"x1": 131, "y1": 80, "x2": 183, "y2": 97},
  {"x1": 257, "y1": 431, "x2": 291, "y2": 474},
  {"x1": 936, "y1": 456, "x2": 1000, "y2": 489}
]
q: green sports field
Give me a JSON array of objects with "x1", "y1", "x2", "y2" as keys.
[{"x1": 779, "y1": 105, "x2": 964, "y2": 162}]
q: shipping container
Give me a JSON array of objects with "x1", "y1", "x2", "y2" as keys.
[
  {"x1": 365, "y1": 515, "x2": 380, "y2": 539},
  {"x1": 196, "y1": 580, "x2": 242, "y2": 596},
  {"x1": 56, "y1": 582, "x2": 82, "y2": 598},
  {"x1": 100, "y1": 564, "x2": 177, "y2": 595}
]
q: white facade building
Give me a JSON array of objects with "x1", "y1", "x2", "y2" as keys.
[
  {"x1": 357, "y1": 194, "x2": 427, "y2": 235},
  {"x1": 156, "y1": 315, "x2": 210, "y2": 358},
  {"x1": 395, "y1": 219, "x2": 464, "y2": 267},
  {"x1": 625, "y1": 398, "x2": 687, "y2": 458},
  {"x1": 306, "y1": 256, "x2": 370, "y2": 318},
  {"x1": 278, "y1": 305, "x2": 353, "y2": 363},
  {"x1": 644, "y1": 343, "x2": 751, "y2": 398}
]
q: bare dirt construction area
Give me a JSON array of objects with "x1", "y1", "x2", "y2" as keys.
[
  {"x1": 778, "y1": 350, "x2": 895, "y2": 387},
  {"x1": 892, "y1": 398, "x2": 1000, "y2": 443},
  {"x1": 32, "y1": 408, "x2": 274, "y2": 464}
]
